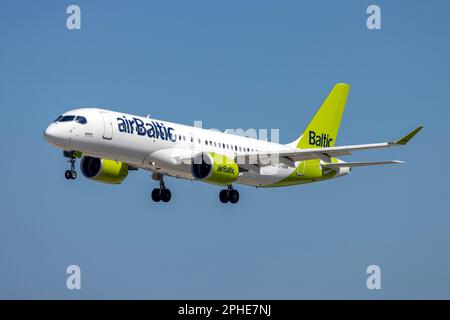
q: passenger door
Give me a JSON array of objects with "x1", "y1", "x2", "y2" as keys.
[{"x1": 100, "y1": 111, "x2": 113, "y2": 140}]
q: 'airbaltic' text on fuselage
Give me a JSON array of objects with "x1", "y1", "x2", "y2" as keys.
[{"x1": 117, "y1": 116, "x2": 175, "y2": 142}]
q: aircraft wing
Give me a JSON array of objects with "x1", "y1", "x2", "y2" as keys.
[{"x1": 238, "y1": 126, "x2": 423, "y2": 166}]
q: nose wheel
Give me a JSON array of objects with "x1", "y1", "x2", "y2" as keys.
[
  {"x1": 219, "y1": 186, "x2": 239, "y2": 204},
  {"x1": 151, "y1": 173, "x2": 172, "y2": 203},
  {"x1": 64, "y1": 151, "x2": 77, "y2": 180}
]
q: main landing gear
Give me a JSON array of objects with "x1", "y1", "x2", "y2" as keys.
[
  {"x1": 64, "y1": 151, "x2": 77, "y2": 180},
  {"x1": 151, "y1": 173, "x2": 172, "y2": 203},
  {"x1": 219, "y1": 185, "x2": 239, "y2": 204}
]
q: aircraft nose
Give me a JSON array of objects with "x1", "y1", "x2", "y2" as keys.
[
  {"x1": 44, "y1": 124, "x2": 54, "y2": 140},
  {"x1": 44, "y1": 124, "x2": 63, "y2": 145}
]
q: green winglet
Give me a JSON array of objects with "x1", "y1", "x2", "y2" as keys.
[{"x1": 394, "y1": 126, "x2": 423, "y2": 145}]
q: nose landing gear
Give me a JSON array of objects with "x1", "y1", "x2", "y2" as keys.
[
  {"x1": 64, "y1": 151, "x2": 77, "y2": 180},
  {"x1": 219, "y1": 185, "x2": 239, "y2": 204},
  {"x1": 151, "y1": 173, "x2": 172, "y2": 203}
]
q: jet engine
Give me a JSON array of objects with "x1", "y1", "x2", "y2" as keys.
[
  {"x1": 191, "y1": 152, "x2": 239, "y2": 185},
  {"x1": 80, "y1": 156, "x2": 128, "y2": 184}
]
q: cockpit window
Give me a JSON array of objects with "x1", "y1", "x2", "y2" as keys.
[
  {"x1": 75, "y1": 116, "x2": 87, "y2": 124},
  {"x1": 53, "y1": 114, "x2": 87, "y2": 124},
  {"x1": 59, "y1": 115, "x2": 76, "y2": 122}
]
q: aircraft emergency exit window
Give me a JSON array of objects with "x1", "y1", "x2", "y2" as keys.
[
  {"x1": 75, "y1": 116, "x2": 87, "y2": 124},
  {"x1": 59, "y1": 115, "x2": 75, "y2": 122}
]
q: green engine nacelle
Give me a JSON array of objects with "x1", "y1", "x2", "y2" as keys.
[
  {"x1": 80, "y1": 156, "x2": 128, "y2": 184},
  {"x1": 191, "y1": 152, "x2": 239, "y2": 185}
]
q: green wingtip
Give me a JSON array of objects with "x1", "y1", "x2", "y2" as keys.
[{"x1": 395, "y1": 126, "x2": 423, "y2": 145}]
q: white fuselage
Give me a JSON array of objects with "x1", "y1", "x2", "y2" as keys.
[{"x1": 44, "y1": 108, "x2": 327, "y2": 187}]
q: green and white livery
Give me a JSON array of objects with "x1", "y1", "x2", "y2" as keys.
[{"x1": 44, "y1": 83, "x2": 422, "y2": 204}]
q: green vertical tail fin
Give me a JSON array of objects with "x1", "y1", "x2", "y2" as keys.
[{"x1": 294, "y1": 83, "x2": 350, "y2": 149}]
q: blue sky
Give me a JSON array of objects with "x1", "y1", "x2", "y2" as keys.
[{"x1": 0, "y1": 0, "x2": 449, "y2": 299}]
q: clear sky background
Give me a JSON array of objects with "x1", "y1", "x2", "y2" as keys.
[{"x1": 0, "y1": 0, "x2": 449, "y2": 299}]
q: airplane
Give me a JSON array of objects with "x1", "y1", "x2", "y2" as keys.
[{"x1": 43, "y1": 83, "x2": 422, "y2": 204}]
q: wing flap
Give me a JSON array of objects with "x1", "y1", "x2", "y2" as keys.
[{"x1": 322, "y1": 160, "x2": 404, "y2": 169}]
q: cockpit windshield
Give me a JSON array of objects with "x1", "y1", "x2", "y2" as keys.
[
  {"x1": 59, "y1": 115, "x2": 76, "y2": 122},
  {"x1": 53, "y1": 115, "x2": 87, "y2": 124},
  {"x1": 75, "y1": 116, "x2": 87, "y2": 124}
]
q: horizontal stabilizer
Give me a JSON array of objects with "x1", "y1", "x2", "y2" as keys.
[{"x1": 322, "y1": 160, "x2": 404, "y2": 169}]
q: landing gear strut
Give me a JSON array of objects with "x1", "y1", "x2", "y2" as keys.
[
  {"x1": 151, "y1": 173, "x2": 171, "y2": 203},
  {"x1": 219, "y1": 185, "x2": 239, "y2": 204},
  {"x1": 64, "y1": 151, "x2": 77, "y2": 180}
]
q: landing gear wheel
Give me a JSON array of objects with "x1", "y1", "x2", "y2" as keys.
[
  {"x1": 151, "y1": 188, "x2": 161, "y2": 202},
  {"x1": 64, "y1": 151, "x2": 77, "y2": 180},
  {"x1": 219, "y1": 189, "x2": 229, "y2": 203},
  {"x1": 150, "y1": 174, "x2": 172, "y2": 203},
  {"x1": 161, "y1": 189, "x2": 171, "y2": 202},
  {"x1": 229, "y1": 189, "x2": 239, "y2": 204}
]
